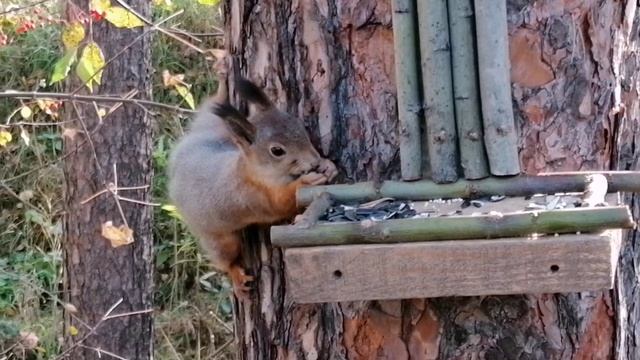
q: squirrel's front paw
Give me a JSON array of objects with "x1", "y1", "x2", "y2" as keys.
[
  {"x1": 228, "y1": 265, "x2": 254, "y2": 300},
  {"x1": 299, "y1": 171, "x2": 328, "y2": 186},
  {"x1": 317, "y1": 159, "x2": 338, "y2": 182}
]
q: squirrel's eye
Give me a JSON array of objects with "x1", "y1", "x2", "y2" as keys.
[{"x1": 270, "y1": 146, "x2": 286, "y2": 157}]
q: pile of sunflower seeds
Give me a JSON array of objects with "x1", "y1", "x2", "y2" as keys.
[
  {"x1": 321, "y1": 198, "x2": 417, "y2": 222},
  {"x1": 320, "y1": 194, "x2": 581, "y2": 223}
]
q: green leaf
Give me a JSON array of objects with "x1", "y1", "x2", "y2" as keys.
[
  {"x1": 174, "y1": 84, "x2": 195, "y2": 109},
  {"x1": 197, "y1": 0, "x2": 220, "y2": 5},
  {"x1": 24, "y1": 210, "x2": 46, "y2": 227},
  {"x1": 50, "y1": 49, "x2": 77, "y2": 85},
  {"x1": 104, "y1": 6, "x2": 144, "y2": 28}
]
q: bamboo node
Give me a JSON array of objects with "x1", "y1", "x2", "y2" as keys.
[
  {"x1": 466, "y1": 131, "x2": 480, "y2": 141},
  {"x1": 434, "y1": 130, "x2": 448, "y2": 142}
]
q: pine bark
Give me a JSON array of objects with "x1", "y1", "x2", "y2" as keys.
[
  {"x1": 225, "y1": 0, "x2": 640, "y2": 358},
  {"x1": 62, "y1": 0, "x2": 154, "y2": 358}
]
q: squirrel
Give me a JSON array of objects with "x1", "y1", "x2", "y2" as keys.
[{"x1": 168, "y1": 55, "x2": 337, "y2": 299}]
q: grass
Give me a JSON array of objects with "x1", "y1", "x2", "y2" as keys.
[{"x1": 0, "y1": 0, "x2": 234, "y2": 358}]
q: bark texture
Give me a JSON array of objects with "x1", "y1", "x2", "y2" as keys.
[
  {"x1": 225, "y1": 0, "x2": 640, "y2": 359},
  {"x1": 62, "y1": 0, "x2": 154, "y2": 358}
]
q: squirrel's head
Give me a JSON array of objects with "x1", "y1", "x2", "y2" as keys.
[{"x1": 211, "y1": 78, "x2": 323, "y2": 183}]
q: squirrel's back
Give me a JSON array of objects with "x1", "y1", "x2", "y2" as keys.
[{"x1": 168, "y1": 103, "x2": 249, "y2": 235}]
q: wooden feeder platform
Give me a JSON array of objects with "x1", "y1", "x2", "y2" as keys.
[{"x1": 270, "y1": 174, "x2": 636, "y2": 304}]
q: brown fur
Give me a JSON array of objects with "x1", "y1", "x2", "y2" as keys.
[{"x1": 168, "y1": 57, "x2": 337, "y2": 299}]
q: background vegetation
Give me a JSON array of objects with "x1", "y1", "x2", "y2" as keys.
[{"x1": 0, "y1": 0, "x2": 235, "y2": 358}]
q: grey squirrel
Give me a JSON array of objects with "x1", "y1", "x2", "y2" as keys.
[{"x1": 168, "y1": 55, "x2": 337, "y2": 299}]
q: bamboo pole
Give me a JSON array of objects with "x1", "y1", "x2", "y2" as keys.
[
  {"x1": 296, "y1": 171, "x2": 640, "y2": 206},
  {"x1": 417, "y1": 0, "x2": 459, "y2": 183},
  {"x1": 448, "y1": 0, "x2": 489, "y2": 180},
  {"x1": 474, "y1": 0, "x2": 520, "y2": 176},
  {"x1": 271, "y1": 206, "x2": 634, "y2": 247},
  {"x1": 392, "y1": 0, "x2": 422, "y2": 181}
]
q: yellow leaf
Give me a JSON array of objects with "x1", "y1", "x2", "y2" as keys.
[
  {"x1": 20, "y1": 106, "x2": 32, "y2": 119},
  {"x1": 91, "y1": 0, "x2": 111, "y2": 14},
  {"x1": 101, "y1": 221, "x2": 134, "y2": 247},
  {"x1": 161, "y1": 204, "x2": 183, "y2": 220},
  {"x1": 68, "y1": 326, "x2": 78, "y2": 336},
  {"x1": 153, "y1": 0, "x2": 175, "y2": 11},
  {"x1": 76, "y1": 42, "x2": 105, "y2": 91},
  {"x1": 197, "y1": 0, "x2": 220, "y2": 5},
  {"x1": 161, "y1": 69, "x2": 185, "y2": 88},
  {"x1": 0, "y1": 130, "x2": 12, "y2": 147},
  {"x1": 50, "y1": 49, "x2": 78, "y2": 85},
  {"x1": 175, "y1": 84, "x2": 195, "y2": 109},
  {"x1": 61, "y1": 22, "x2": 85, "y2": 50},
  {"x1": 84, "y1": 42, "x2": 105, "y2": 84},
  {"x1": 105, "y1": 6, "x2": 144, "y2": 28},
  {"x1": 97, "y1": 108, "x2": 107, "y2": 118}
]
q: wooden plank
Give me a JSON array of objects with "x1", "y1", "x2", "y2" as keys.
[{"x1": 284, "y1": 231, "x2": 622, "y2": 303}]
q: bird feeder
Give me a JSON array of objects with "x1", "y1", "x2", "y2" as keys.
[{"x1": 268, "y1": 0, "x2": 637, "y2": 303}]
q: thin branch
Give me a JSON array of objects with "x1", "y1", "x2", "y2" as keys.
[
  {"x1": 0, "y1": 0, "x2": 51, "y2": 16},
  {"x1": 159, "y1": 327, "x2": 183, "y2": 360},
  {"x1": 71, "y1": 101, "x2": 105, "y2": 183},
  {"x1": 77, "y1": 345, "x2": 128, "y2": 360},
  {"x1": 0, "y1": 182, "x2": 41, "y2": 212},
  {"x1": 0, "y1": 91, "x2": 195, "y2": 114},
  {"x1": 116, "y1": 195, "x2": 160, "y2": 207},
  {"x1": 54, "y1": 298, "x2": 124, "y2": 360},
  {"x1": 103, "y1": 308, "x2": 154, "y2": 320},
  {"x1": 70, "y1": 10, "x2": 185, "y2": 96},
  {"x1": 0, "y1": 120, "x2": 102, "y2": 183},
  {"x1": 112, "y1": 0, "x2": 206, "y2": 54},
  {"x1": 211, "y1": 338, "x2": 234, "y2": 359},
  {"x1": 0, "y1": 119, "x2": 77, "y2": 128},
  {"x1": 111, "y1": 164, "x2": 129, "y2": 228}
]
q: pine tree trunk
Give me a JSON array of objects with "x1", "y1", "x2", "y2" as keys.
[
  {"x1": 225, "y1": 0, "x2": 640, "y2": 358},
  {"x1": 61, "y1": 0, "x2": 154, "y2": 358}
]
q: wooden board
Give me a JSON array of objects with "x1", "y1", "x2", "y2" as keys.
[{"x1": 284, "y1": 231, "x2": 623, "y2": 303}]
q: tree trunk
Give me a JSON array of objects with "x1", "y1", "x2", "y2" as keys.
[
  {"x1": 225, "y1": 0, "x2": 640, "y2": 359},
  {"x1": 62, "y1": 0, "x2": 154, "y2": 358}
]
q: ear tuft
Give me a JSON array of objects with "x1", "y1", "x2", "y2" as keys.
[
  {"x1": 210, "y1": 103, "x2": 256, "y2": 145},
  {"x1": 236, "y1": 78, "x2": 273, "y2": 111}
]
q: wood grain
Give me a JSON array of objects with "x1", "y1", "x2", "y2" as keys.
[{"x1": 284, "y1": 231, "x2": 622, "y2": 303}]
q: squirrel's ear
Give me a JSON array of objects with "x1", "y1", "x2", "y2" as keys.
[
  {"x1": 236, "y1": 78, "x2": 273, "y2": 112},
  {"x1": 210, "y1": 103, "x2": 256, "y2": 146}
]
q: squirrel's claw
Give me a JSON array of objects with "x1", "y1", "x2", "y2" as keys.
[
  {"x1": 300, "y1": 171, "x2": 328, "y2": 186},
  {"x1": 229, "y1": 265, "x2": 254, "y2": 300},
  {"x1": 317, "y1": 159, "x2": 338, "y2": 182}
]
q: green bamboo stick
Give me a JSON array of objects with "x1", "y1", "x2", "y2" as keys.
[
  {"x1": 474, "y1": 0, "x2": 520, "y2": 176},
  {"x1": 392, "y1": 0, "x2": 423, "y2": 181},
  {"x1": 296, "y1": 171, "x2": 640, "y2": 206},
  {"x1": 271, "y1": 206, "x2": 634, "y2": 247},
  {"x1": 448, "y1": 0, "x2": 489, "y2": 180},
  {"x1": 417, "y1": 0, "x2": 459, "y2": 183}
]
